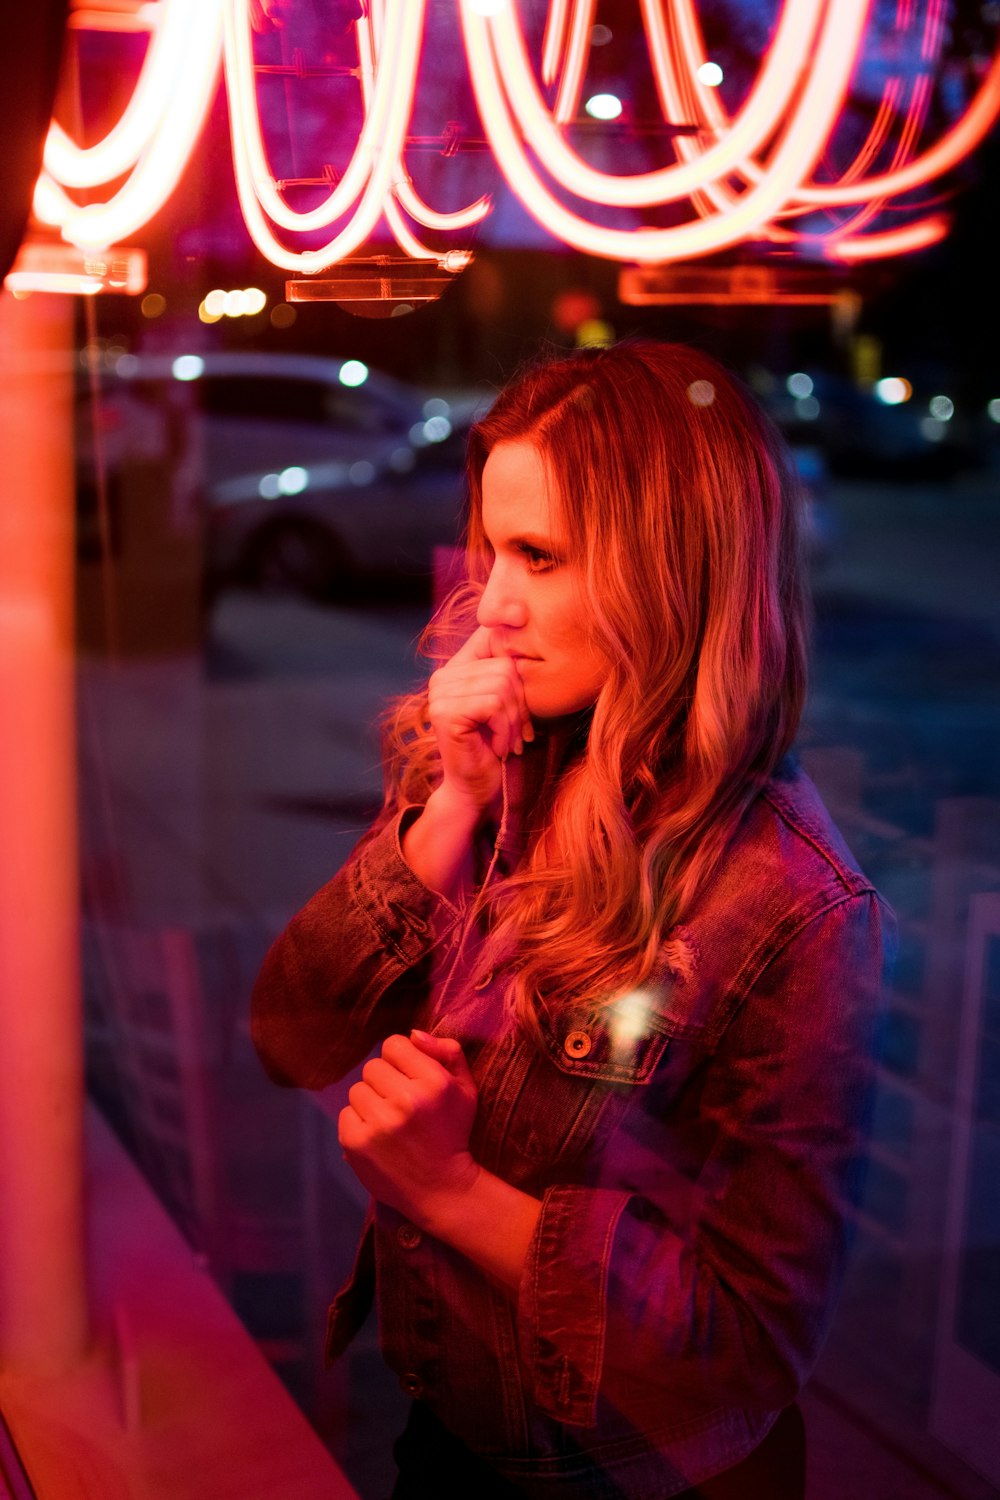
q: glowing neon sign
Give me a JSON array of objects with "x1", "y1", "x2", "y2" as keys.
[{"x1": 31, "y1": 0, "x2": 1000, "y2": 270}]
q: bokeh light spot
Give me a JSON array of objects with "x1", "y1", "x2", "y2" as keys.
[
  {"x1": 687, "y1": 380, "x2": 716, "y2": 407},
  {"x1": 172, "y1": 355, "x2": 204, "y2": 382},
  {"x1": 278, "y1": 466, "x2": 308, "y2": 495},
  {"x1": 787, "y1": 372, "x2": 814, "y2": 399},
  {"x1": 874, "y1": 377, "x2": 912, "y2": 405}
]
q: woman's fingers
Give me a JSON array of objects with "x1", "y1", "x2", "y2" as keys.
[
  {"x1": 347, "y1": 1078, "x2": 389, "y2": 1123},
  {"x1": 361, "y1": 1055, "x2": 404, "y2": 1098},
  {"x1": 424, "y1": 629, "x2": 536, "y2": 810},
  {"x1": 448, "y1": 624, "x2": 496, "y2": 664},
  {"x1": 408, "y1": 1031, "x2": 478, "y2": 1101},
  {"x1": 381, "y1": 1031, "x2": 448, "y2": 1082},
  {"x1": 429, "y1": 660, "x2": 529, "y2": 760}
]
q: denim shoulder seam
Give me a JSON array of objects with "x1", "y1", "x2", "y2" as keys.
[
  {"x1": 707, "y1": 887, "x2": 878, "y2": 1045},
  {"x1": 760, "y1": 783, "x2": 874, "y2": 898}
]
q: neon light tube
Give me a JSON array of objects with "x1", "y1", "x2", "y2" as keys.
[
  {"x1": 463, "y1": 0, "x2": 830, "y2": 208},
  {"x1": 44, "y1": 0, "x2": 224, "y2": 251},
  {"x1": 829, "y1": 213, "x2": 949, "y2": 259},
  {"x1": 43, "y1": 0, "x2": 208, "y2": 189},
  {"x1": 553, "y1": 0, "x2": 597, "y2": 124},
  {"x1": 459, "y1": 0, "x2": 870, "y2": 261},
  {"x1": 356, "y1": 10, "x2": 490, "y2": 242}
]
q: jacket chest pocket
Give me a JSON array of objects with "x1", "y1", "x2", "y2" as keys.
[{"x1": 482, "y1": 989, "x2": 702, "y2": 1179}]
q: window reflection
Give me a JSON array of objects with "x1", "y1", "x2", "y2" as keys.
[{"x1": 75, "y1": 336, "x2": 1000, "y2": 1498}]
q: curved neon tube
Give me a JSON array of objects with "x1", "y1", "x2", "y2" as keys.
[
  {"x1": 224, "y1": 0, "x2": 424, "y2": 233},
  {"x1": 224, "y1": 0, "x2": 429, "y2": 269},
  {"x1": 459, "y1": 0, "x2": 871, "y2": 261},
  {"x1": 383, "y1": 195, "x2": 438, "y2": 260},
  {"x1": 42, "y1": 0, "x2": 224, "y2": 251},
  {"x1": 663, "y1": 0, "x2": 1000, "y2": 222},
  {"x1": 463, "y1": 0, "x2": 831, "y2": 208},
  {"x1": 828, "y1": 213, "x2": 949, "y2": 259},
  {"x1": 43, "y1": 0, "x2": 209, "y2": 189},
  {"x1": 542, "y1": 0, "x2": 571, "y2": 87},
  {"x1": 791, "y1": 47, "x2": 1000, "y2": 204},
  {"x1": 31, "y1": 0, "x2": 1000, "y2": 273},
  {"x1": 553, "y1": 0, "x2": 597, "y2": 124},
  {"x1": 355, "y1": 11, "x2": 490, "y2": 239}
]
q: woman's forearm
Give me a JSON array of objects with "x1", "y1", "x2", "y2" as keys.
[
  {"x1": 401, "y1": 784, "x2": 484, "y2": 901},
  {"x1": 419, "y1": 1166, "x2": 542, "y2": 1292}
]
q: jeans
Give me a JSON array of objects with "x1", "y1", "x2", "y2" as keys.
[{"x1": 390, "y1": 1400, "x2": 807, "y2": 1500}]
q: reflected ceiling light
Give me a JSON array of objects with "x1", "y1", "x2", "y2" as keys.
[
  {"x1": 696, "y1": 61, "x2": 723, "y2": 86},
  {"x1": 584, "y1": 93, "x2": 623, "y2": 120}
]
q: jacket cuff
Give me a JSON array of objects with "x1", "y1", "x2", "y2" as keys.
[
  {"x1": 517, "y1": 1185, "x2": 633, "y2": 1427},
  {"x1": 350, "y1": 804, "x2": 462, "y2": 963}
]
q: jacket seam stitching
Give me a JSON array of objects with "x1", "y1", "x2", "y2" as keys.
[
  {"x1": 760, "y1": 786, "x2": 874, "y2": 896},
  {"x1": 708, "y1": 888, "x2": 876, "y2": 1044}
]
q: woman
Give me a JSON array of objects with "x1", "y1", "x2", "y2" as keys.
[{"x1": 251, "y1": 341, "x2": 893, "y2": 1499}]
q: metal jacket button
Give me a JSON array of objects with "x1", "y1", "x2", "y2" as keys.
[
  {"x1": 397, "y1": 1222, "x2": 422, "y2": 1250},
  {"x1": 564, "y1": 1029, "x2": 592, "y2": 1058},
  {"x1": 400, "y1": 1372, "x2": 424, "y2": 1397}
]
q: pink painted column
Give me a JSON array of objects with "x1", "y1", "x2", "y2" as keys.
[{"x1": 0, "y1": 287, "x2": 89, "y2": 1372}]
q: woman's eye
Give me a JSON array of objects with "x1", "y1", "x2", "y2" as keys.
[{"x1": 519, "y1": 544, "x2": 555, "y2": 572}]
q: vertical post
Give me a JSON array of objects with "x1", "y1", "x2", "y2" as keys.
[{"x1": 0, "y1": 287, "x2": 88, "y2": 1372}]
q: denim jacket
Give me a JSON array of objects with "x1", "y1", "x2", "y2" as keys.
[{"x1": 251, "y1": 753, "x2": 893, "y2": 1498}]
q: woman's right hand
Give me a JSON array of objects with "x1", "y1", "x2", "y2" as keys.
[{"x1": 427, "y1": 626, "x2": 534, "y2": 816}]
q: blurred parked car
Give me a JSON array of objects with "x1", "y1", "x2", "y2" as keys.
[
  {"x1": 759, "y1": 369, "x2": 975, "y2": 478},
  {"x1": 75, "y1": 350, "x2": 485, "y2": 602}
]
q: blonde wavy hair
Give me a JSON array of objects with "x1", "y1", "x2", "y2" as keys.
[{"x1": 382, "y1": 340, "x2": 808, "y2": 1037}]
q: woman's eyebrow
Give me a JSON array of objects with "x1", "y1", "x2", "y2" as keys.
[{"x1": 512, "y1": 532, "x2": 560, "y2": 551}]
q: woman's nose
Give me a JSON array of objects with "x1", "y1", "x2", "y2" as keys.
[{"x1": 476, "y1": 560, "x2": 528, "y2": 630}]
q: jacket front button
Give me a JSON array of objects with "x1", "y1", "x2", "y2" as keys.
[
  {"x1": 396, "y1": 1222, "x2": 422, "y2": 1250},
  {"x1": 400, "y1": 1372, "x2": 424, "y2": 1397},
  {"x1": 564, "y1": 1029, "x2": 592, "y2": 1058}
]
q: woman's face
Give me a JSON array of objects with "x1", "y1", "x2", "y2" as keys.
[{"x1": 475, "y1": 440, "x2": 609, "y2": 719}]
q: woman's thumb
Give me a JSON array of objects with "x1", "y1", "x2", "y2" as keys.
[{"x1": 410, "y1": 1029, "x2": 474, "y2": 1083}]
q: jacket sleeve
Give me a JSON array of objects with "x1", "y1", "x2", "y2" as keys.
[
  {"x1": 250, "y1": 805, "x2": 463, "y2": 1089},
  {"x1": 516, "y1": 889, "x2": 894, "y2": 1426}
]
